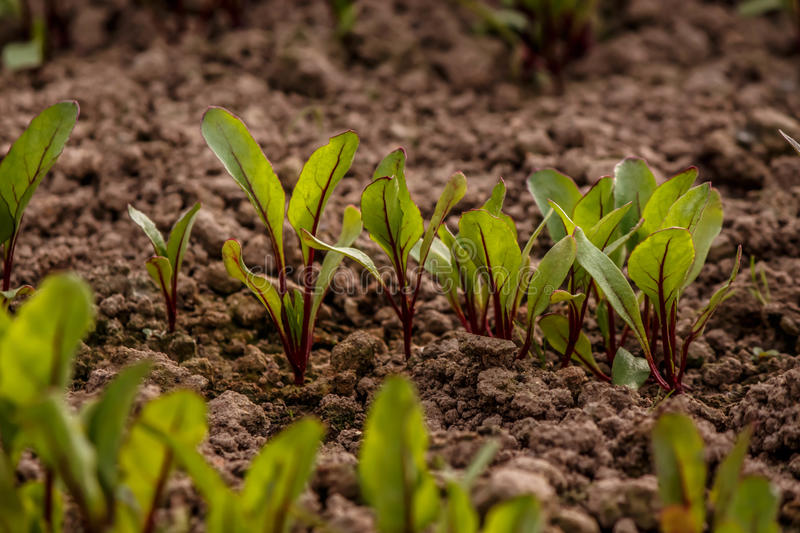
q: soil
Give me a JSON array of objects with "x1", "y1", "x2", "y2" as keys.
[{"x1": 3, "y1": 0, "x2": 800, "y2": 531}]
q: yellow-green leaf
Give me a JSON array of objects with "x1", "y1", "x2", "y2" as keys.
[
  {"x1": 202, "y1": 107, "x2": 286, "y2": 268},
  {"x1": 359, "y1": 377, "x2": 439, "y2": 533},
  {"x1": 0, "y1": 102, "x2": 79, "y2": 244},
  {"x1": 0, "y1": 274, "x2": 94, "y2": 405},
  {"x1": 221, "y1": 239, "x2": 283, "y2": 334},
  {"x1": 287, "y1": 131, "x2": 358, "y2": 263}
]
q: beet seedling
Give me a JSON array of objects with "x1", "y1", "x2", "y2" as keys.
[
  {"x1": 303, "y1": 149, "x2": 466, "y2": 359},
  {"x1": 464, "y1": 0, "x2": 596, "y2": 89},
  {"x1": 361, "y1": 376, "x2": 545, "y2": 533},
  {"x1": 147, "y1": 414, "x2": 325, "y2": 533},
  {"x1": 528, "y1": 161, "x2": 649, "y2": 377},
  {"x1": 0, "y1": 101, "x2": 78, "y2": 292},
  {"x1": 414, "y1": 179, "x2": 576, "y2": 361},
  {"x1": 128, "y1": 202, "x2": 201, "y2": 333},
  {"x1": 652, "y1": 414, "x2": 780, "y2": 533},
  {"x1": 530, "y1": 159, "x2": 737, "y2": 391},
  {"x1": 0, "y1": 273, "x2": 162, "y2": 533},
  {"x1": 740, "y1": 0, "x2": 800, "y2": 48},
  {"x1": 329, "y1": 0, "x2": 357, "y2": 39},
  {"x1": 202, "y1": 107, "x2": 360, "y2": 385}
]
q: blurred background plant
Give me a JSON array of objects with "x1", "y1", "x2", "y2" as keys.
[
  {"x1": 0, "y1": 0, "x2": 44, "y2": 71},
  {"x1": 328, "y1": 0, "x2": 357, "y2": 40},
  {"x1": 748, "y1": 255, "x2": 771, "y2": 307},
  {"x1": 458, "y1": 0, "x2": 598, "y2": 90},
  {"x1": 740, "y1": 0, "x2": 800, "y2": 46}
]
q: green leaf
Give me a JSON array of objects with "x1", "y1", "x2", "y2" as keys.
[
  {"x1": 172, "y1": 438, "x2": 231, "y2": 500},
  {"x1": 739, "y1": 0, "x2": 785, "y2": 16},
  {"x1": 0, "y1": 101, "x2": 79, "y2": 244},
  {"x1": 519, "y1": 210, "x2": 553, "y2": 264},
  {"x1": 481, "y1": 179, "x2": 516, "y2": 239},
  {"x1": 0, "y1": 452, "x2": 27, "y2": 532},
  {"x1": 287, "y1": 131, "x2": 359, "y2": 263},
  {"x1": 573, "y1": 227, "x2": 649, "y2": 352},
  {"x1": 661, "y1": 505, "x2": 700, "y2": 533},
  {"x1": 241, "y1": 418, "x2": 325, "y2": 532},
  {"x1": 145, "y1": 256, "x2": 173, "y2": 298},
  {"x1": 628, "y1": 228, "x2": 694, "y2": 309},
  {"x1": 539, "y1": 313, "x2": 601, "y2": 373},
  {"x1": 0, "y1": 274, "x2": 94, "y2": 405},
  {"x1": 359, "y1": 376, "x2": 439, "y2": 533},
  {"x1": 512, "y1": 213, "x2": 554, "y2": 312},
  {"x1": 659, "y1": 183, "x2": 723, "y2": 290},
  {"x1": 547, "y1": 200, "x2": 576, "y2": 236},
  {"x1": 482, "y1": 180, "x2": 507, "y2": 216},
  {"x1": 282, "y1": 289, "x2": 304, "y2": 348},
  {"x1": 660, "y1": 183, "x2": 710, "y2": 231},
  {"x1": 711, "y1": 427, "x2": 752, "y2": 527},
  {"x1": 24, "y1": 480, "x2": 64, "y2": 532},
  {"x1": 437, "y1": 483, "x2": 478, "y2": 533},
  {"x1": 142, "y1": 421, "x2": 240, "y2": 532},
  {"x1": 549, "y1": 290, "x2": 583, "y2": 305},
  {"x1": 683, "y1": 188, "x2": 723, "y2": 288},
  {"x1": 202, "y1": 107, "x2": 285, "y2": 267},
  {"x1": 716, "y1": 477, "x2": 780, "y2": 533},
  {"x1": 524, "y1": 235, "x2": 576, "y2": 325},
  {"x1": 0, "y1": 284, "x2": 33, "y2": 308},
  {"x1": 585, "y1": 203, "x2": 632, "y2": 251},
  {"x1": 412, "y1": 233, "x2": 462, "y2": 317},
  {"x1": 2, "y1": 37, "x2": 42, "y2": 71},
  {"x1": 613, "y1": 157, "x2": 657, "y2": 248},
  {"x1": 21, "y1": 394, "x2": 106, "y2": 528},
  {"x1": 640, "y1": 167, "x2": 697, "y2": 236},
  {"x1": 461, "y1": 440, "x2": 499, "y2": 489},
  {"x1": 652, "y1": 414, "x2": 706, "y2": 533},
  {"x1": 412, "y1": 236, "x2": 452, "y2": 278},
  {"x1": 527, "y1": 169, "x2": 582, "y2": 241},
  {"x1": 445, "y1": 225, "x2": 486, "y2": 312},
  {"x1": 572, "y1": 176, "x2": 613, "y2": 229},
  {"x1": 459, "y1": 209, "x2": 521, "y2": 313},
  {"x1": 483, "y1": 495, "x2": 544, "y2": 533},
  {"x1": 301, "y1": 229, "x2": 383, "y2": 284},
  {"x1": 167, "y1": 202, "x2": 201, "y2": 275},
  {"x1": 373, "y1": 148, "x2": 408, "y2": 190},
  {"x1": 221, "y1": 239, "x2": 284, "y2": 333},
  {"x1": 83, "y1": 362, "x2": 151, "y2": 504},
  {"x1": 310, "y1": 205, "x2": 363, "y2": 323},
  {"x1": 128, "y1": 204, "x2": 167, "y2": 257},
  {"x1": 611, "y1": 347, "x2": 650, "y2": 389},
  {"x1": 118, "y1": 390, "x2": 207, "y2": 530},
  {"x1": 416, "y1": 172, "x2": 467, "y2": 269},
  {"x1": 691, "y1": 246, "x2": 741, "y2": 341},
  {"x1": 362, "y1": 176, "x2": 423, "y2": 274},
  {"x1": 602, "y1": 218, "x2": 643, "y2": 258}
]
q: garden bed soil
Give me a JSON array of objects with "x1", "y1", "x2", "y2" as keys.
[{"x1": 3, "y1": 0, "x2": 800, "y2": 530}]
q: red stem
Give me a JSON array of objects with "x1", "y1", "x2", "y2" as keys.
[
  {"x1": 299, "y1": 248, "x2": 316, "y2": 375},
  {"x1": 658, "y1": 294, "x2": 674, "y2": 385},
  {"x1": 2, "y1": 230, "x2": 19, "y2": 293},
  {"x1": 143, "y1": 450, "x2": 173, "y2": 533},
  {"x1": 606, "y1": 301, "x2": 616, "y2": 363},
  {"x1": 560, "y1": 294, "x2": 590, "y2": 368},
  {"x1": 43, "y1": 468, "x2": 54, "y2": 533}
]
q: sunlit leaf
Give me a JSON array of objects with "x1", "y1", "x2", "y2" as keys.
[
  {"x1": 359, "y1": 377, "x2": 439, "y2": 533},
  {"x1": 652, "y1": 414, "x2": 706, "y2": 533},
  {"x1": 287, "y1": 131, "x2": 359, "y2": 263}
]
